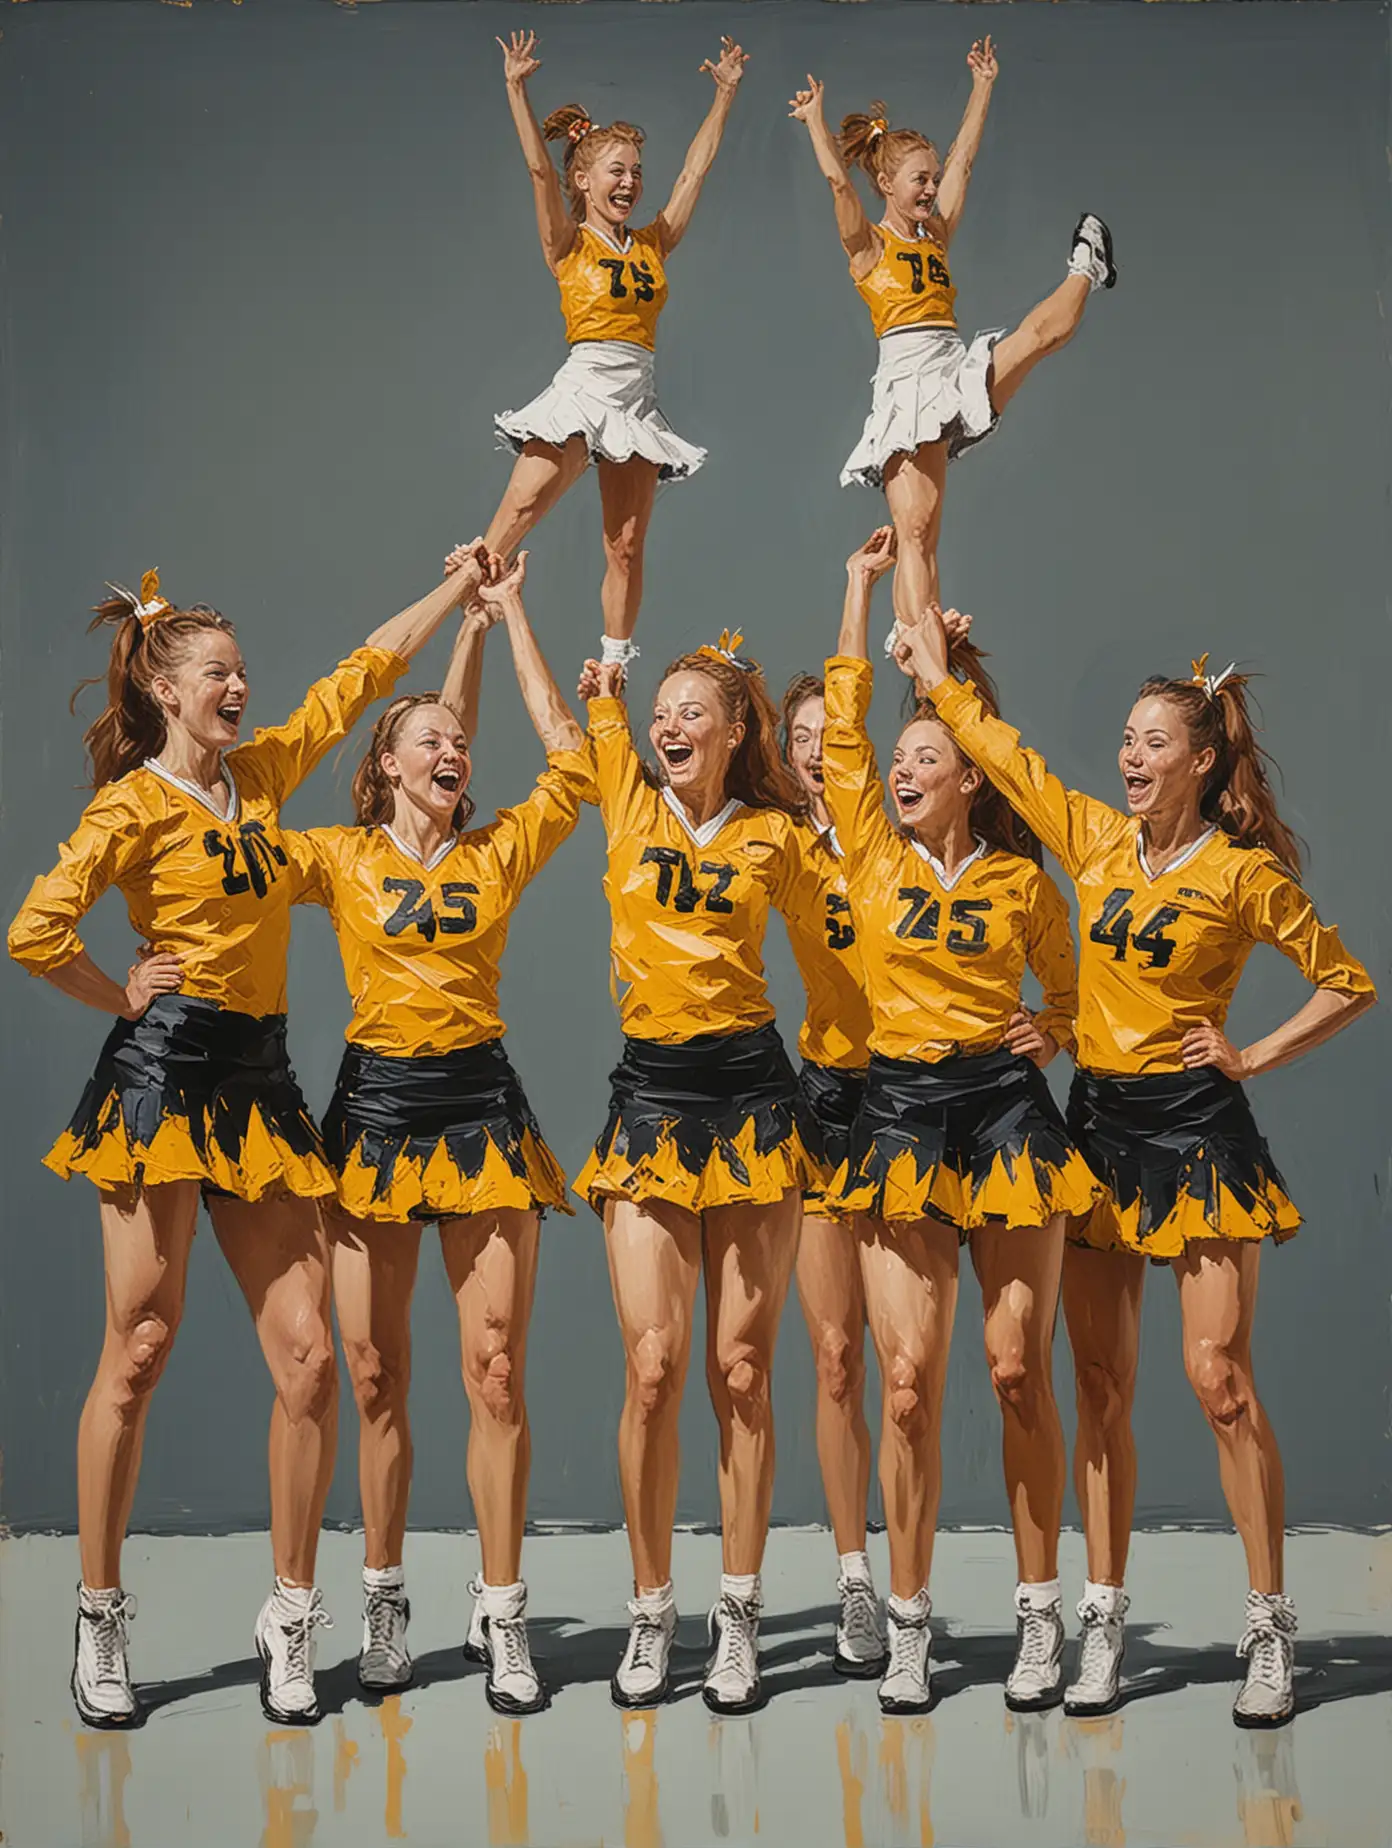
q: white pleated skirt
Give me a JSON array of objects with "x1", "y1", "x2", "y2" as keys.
[
  {"x1": 841, "y1": 324, "x2": 1004, "y2": 490},
  {"x1": 495, "y1": 340, "x2": 706, "y2": 483}
]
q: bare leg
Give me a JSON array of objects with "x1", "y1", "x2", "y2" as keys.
[
  {"x1": 596, "y1": 457, "x2": 660, "y2": 643},
  {"x1": 79, "y1": 1184, "x2": 199, "y2": 1588},
  {"x1": 604, "y1": 1198, "x2": 703, "y2": 1593},
  {"x1": 795, "y1": 1213, "x2": 872, "y2": 1555},
  {"x1": 328, "y1": 1214, "x2": 423, "y2": 1571},
  {"x1": 988, "y1": 274, "x2": 1091, "y2": 415},
  {"x1": 857, "y1": 1215, "x2": 960, "y2": 1599},
  {"x1": 439, "y1": 1207, "x2": 541, "y2": 1587},
  {"x1": 1061, "y1": 1240, "x2": 1146, "y2": 1586},
  {"x1": 211, "y1": 1195, "x2": 339, "y2": 1587},
  {"x1": 483, "y1": 436, "x2": 589, "y2": 560},
  {"x1": 1174, "y1": 1240, "x2": 1284, "y2": 1593},
  {"x1": 882, "y1": 443, "x2": 948, "y2": 633},
  {"x1": 703, "y1": 1191, "x2": 802, "y2": 1576},
  {"x1": 970, "y1": 1218, "x2": 1066, "y2": 1583}
]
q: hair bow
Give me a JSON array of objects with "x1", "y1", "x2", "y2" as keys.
[
  {"x1": 867, "y1": 116, "x2": 888, "y2": 142},
  {"x1": 106, "y1": 568, "x2": 173, "y2": 631},
  {"x1": 697, "y1": 627, "x2": 758, "y2": 674},
  {"x1": 1190, "y1": 652, "x2": 1237, "y2": 700},
  {"x1": 567, "y1": 115, "x2": 593, "y2": 144}
]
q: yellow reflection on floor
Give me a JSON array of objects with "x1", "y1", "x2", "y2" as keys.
[
  {"x1": 259, "y1": 1730, "x2": 317, "y2": 1848},
  {"x1": 1235, "y1": 1729, "x2": 1304, "y2": 1848},
  {"x1": 331, "y1": 1717, "x2": 359, "y2": 1814},
  {"x1": 835, "y1": 1717, "x2": 868, "y2": 1848},
  {"x1": 621, "y1": 1708, "x2": 662, "y2": 1848},
  {"x1": 484, "y1": 1719, "x2": 530, "y2": 1846},
  {"x1": 75, "y1": 1731, "x2": 132, "y2": 1848},
  {"x1": 375, "y1": 1695, "x2": 412, "y2": 1840},
  {"x1": 1062, "y1": 1715, "x2": 1127, "y2": 1847}
]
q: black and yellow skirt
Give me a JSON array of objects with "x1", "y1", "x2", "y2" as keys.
[
  {"x1": 797, "y1": 1061, "x2": 869, "y2": 1220},
  {"x1": 575, "y1": 1023, "x2": 809, "y2": 1213},
  {"x1": 1066, "y1": 1068, "x2": 1300, "y2": 1261},
  {"x1": 831, "y1": 1045, "x2": 1099, "y2": 1233},
  {"x1": 322, "y1": 1039, "x2": 572, "y2": 1224},
  {"x1": 45, "y1": 995, "x2": 333, "y2": 1202}
]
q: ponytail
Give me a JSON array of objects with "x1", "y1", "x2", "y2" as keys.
[
  {"x1": 1138, "y1": 671, "x2": 1304, "y2": 877},
  {"x1": 656, "y1": 650, "x2": 808, "y2": 820},
  {"x1": 838, "y1": 101, "x2": 936, "y2": 191},
  {"x1": 350, "y1": 693, "x2": 475, "y2": 833},
  {"x1": 909, "y1": 636, "x2": 1042, "y2": 864},
  {"x1": 542, "y1": 104, "x2": 645, "y2": 219}
]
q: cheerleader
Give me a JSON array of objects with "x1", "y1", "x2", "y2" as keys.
[
  {"x1": 778, "y1": 672, "x2": 885, "y2": 1676},
  {"x1": 893, "y1": 609, "x2": 1375, "y2": 1727},
  {"x1": 288, "y1": 556, "x2": 588, "y2": 1717},
  {"x1": 488, "y1": 29, "x2": 747, "y2": 665},
  {"x1": 574, "y1": 635, "x2": 820, "y2": 1716},
  {"x1": 822, "y1": 530, "x2": 1098, "y2": 1717},
  {"x1": 789, "y1": 41, "x2": 1116, "y2": 639},
  {"x1": 7, "y1": 551, "x2": 496, "y2": 1729}
]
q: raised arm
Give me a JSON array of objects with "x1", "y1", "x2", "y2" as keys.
[
  {"x1": 497, "y1": 31, "x2": 577, "y2": 272},
  {"x1": 476, "y1": 554, "x2": 584, "y2": 753},
  {"x1": 934, "y1": 37, "x2": 998, "y2": 243},
  {"x1": 789, "y1": 77, "x2": 876, "y2": 270},
  {"x1": 652, "y1": 37, "x2": 748, "y2": 254},
  {"x1": 365, "y1": 541, "x2": 496, "y2": 662},
  {"x1": 441, "y1": 605, "x2": 494, "y2": 749},
  {"x1": 838, "y1": 526, "x2": 897, "y2": 657}
]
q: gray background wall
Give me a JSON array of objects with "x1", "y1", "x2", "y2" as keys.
[{"x1": 2, "y1": 0, "x2": 1387, "y2": 1538}]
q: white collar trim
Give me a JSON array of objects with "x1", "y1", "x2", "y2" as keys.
[
  {"x1": 145, "y1": 757, "x2": 238, "y2": 823},
  {"x1": 908, "y1": 833, "x2": 987, "y2": 891},
  {"x1": 1136, "y1": 824, "x2": 1216, "y2": 883},
  {"x1": 661, "y1": 786, "x2": 741, "y2": 848},
  {"x1": 383, "y1": 824, "x2": 457, "y2": 871},
  {"x1": 587, "y1": 222, "x2": 634, "y2": 256},
  {"x1": 817, "y1": 819, "x2": 844, "y2": 859}
]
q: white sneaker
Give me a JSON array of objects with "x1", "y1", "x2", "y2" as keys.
[
  {"x1": 72, "y1": 1586, "x2": 140, "y2": 1728},
  {"x1": 1005, "y1": 1589, "x2": 1066, "y2": 1712},
  {"x1": 834, "y1": 1572, "x2": 887, "y2": 1678},
  {"x1": 358, "y1": 1577, "x2": 412, "y2": 1691},
  {"x1": 1233, "y1": 1590, "x2": 1296, "y2": 1728},
  {"x1": 703, "y1": 1591, "x2": 763, "y2": 1716},
  {"x1": 879, "y1": 1593, "x2": 932, "y2": 1715},
  {"x1": 612, "y1": 1595, "x2": 678, "y2": 1709},
  {"x1": 1064, "y1": 1590, "x2": 1128, "y2": 1716},
  {"x1": 463, "y1": 1575, "x2": 488, "y2": 1664},
  {"x1": 254, "y1": 1582, "x2": 333, "y2": 1725},
  {"x1": 1068, "y1": 213, "x2": 1117, "y2": 292},
  {"x1": 478, "y1": 1581, "x2": 548, "y2": 1716}
]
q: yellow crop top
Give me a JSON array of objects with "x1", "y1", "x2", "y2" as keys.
[
  {"x1": 854, "y1": 222, "x2": 956, "y2": 340},
  {"x1": 557, "y1": 224, "x2": 669, "y2": 351}
]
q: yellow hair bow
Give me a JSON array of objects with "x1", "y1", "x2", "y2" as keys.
[
  {"x1": 567, "y1": 115, "x2": 593, "y2": 144},
  {"x1": 105, "y1": 568, "x2": 173, "y2": 630},
  {"x1": 697, "y1": 627, "x2": 757, "y2": 673},
  {"x1": 1191, "y1": 652, "x2": 1237, "y2": 699},
  {"x1": 868, "y1": 116, "x2": 888, "y2": 141}
]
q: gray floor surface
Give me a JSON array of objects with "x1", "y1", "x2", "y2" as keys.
[{"x1": 2, "y1": 1528, "x2": 1389, "y2": 1848}]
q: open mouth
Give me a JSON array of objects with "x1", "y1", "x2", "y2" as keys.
[
  {"x1": 1123, "y1": 772, "x2": 1152, "y2": 803},
  {"x1": 217, "y1": 704, "x2": 244, "y2": 727},
  {"x1": 894, "y1": 784, "x2": 924, "y2": 813},
  {"x1": 807, "y1": 765, "x2": 824, "y2": 787},
  {"x1": 432, "y1": 768, "x2": 461, "y2": 793},
  {"x1": 661, "y1": 741, "x2": 693, "y2": 772},
  {"x1": 612, "y1": 193, "x2": 634, "y2": 213}
]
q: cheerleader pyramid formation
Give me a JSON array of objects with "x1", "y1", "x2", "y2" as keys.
[{"x1": 11, "y1": 33, "x2": 1375, "y2": 1738}]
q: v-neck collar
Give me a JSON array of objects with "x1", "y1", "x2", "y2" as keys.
[
  {"x1": 817, "y1": 820, "x2": 844, "y2": 860},
  {"x1": 382, "y1": 824, "x2": 458, "y2": 872},
  {"x1": 586, "y1": 222, "x2": 634, "y2": 257},
  {"x1": 908, "y1": 833, "x2": 987, "y2": 892},
  {"x1": 662, "y1": 785, "x2": 741, "y2": 849},
  {"x1": 145, "y1": 757, "x2": 238, "y2": 824},
  {"x1": 1135, "y1": 824, "x2": 1216, "y2": 884}
]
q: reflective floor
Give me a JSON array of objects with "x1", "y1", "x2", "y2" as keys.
[{"x1": 3, "y1": 1528, "x2": 1389, "y2": 1847}]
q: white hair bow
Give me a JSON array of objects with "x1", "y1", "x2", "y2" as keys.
[{"x1": 1191, "y1": 652, "x2": 1237, "y2": 700}]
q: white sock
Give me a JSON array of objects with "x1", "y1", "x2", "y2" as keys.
[
  {"x1": 634, "y1": 1580, "x2": 675, "y2": 1616},
  {"x1": 721, "y1": 1572, "x2": 760, "y2": 1605},
  {"x1": 1083, "y1": 1579, "x2": 1126, "y2": 1615},
  {"x1": 1018, "y1": 1578, "x2": 1062, "y2": 1611},
  {"x1": 479, "y1": 1578, "x2": 526, "y2": 1619},
  {"x1": 601, "y1": 634, "x2": 639, "y2": 665},
  {"x1": 838, "y1": 1549, "x2": 874, "y2": 1587},
  {"x1": 889, "y1": 1587, "x2": 932, "y2": 1622},
  {"x1": 80, "y1": 1583, "x2": 123, "y2": 1607},
  {"x1": 363, "y1": 1564, "x2": 404, "y2": 1592},
  {"x1": 274, "y1": 1577, "x2": 316, "y2": 1607}
]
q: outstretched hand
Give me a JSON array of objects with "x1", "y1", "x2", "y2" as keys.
[
  {"x1": 475, "y1": 551, "x2": 528, "y2": 613},
  {"x1": 967, "y1": 36, "x2": 999, "y2": 88},
  {"x1": 578, "y1": 658, "x2": 626, "y2": 702},
  {"x1": 940, "y1": 607, "x2": 973, "y2": 648},
  {"x1": 702, "y1": 36, "x2": 748, "y2": 93},
  {"x1": 846, "y1": 525, "x2": 897, "y2": 585},
  {"x1": 498, "y1": 31, "x2": 541, "y2": 85},
  {"x1": 788, "y1": 75, "x2": 826, "y2": 125},
  {"x1": 443, "y1": 538, "x2": 503, "y2": 584}
]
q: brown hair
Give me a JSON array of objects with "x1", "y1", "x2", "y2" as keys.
[
  {"x1": 909, "y1": 638, "x2": 1042, "y2": 864},
  {"x1": 75, "y1": 591, "x2": 237, "y2": 789},
  {"x1": 1135, "y1": 671, "x2": 1304, "y2": 876},
  {"x1": 351, "y1": 694, "x2": 475, "y2": 833},
  {"x1": 838, "y1": 101, "x2": 937, "y2": 195},
  {"x1": 543, "y1": 104, "x2": 645, "y2": 219},
  {"x1": 780, "y1": 672, "x2": 825, "y2": 761},
  {"x1": 655, "y1": 651, "x2": 808, "y2": 820}
]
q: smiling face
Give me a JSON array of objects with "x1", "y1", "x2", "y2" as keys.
[
  {"x1": 890, "y1": 715, "x2": 979, "y2": 834},
  {"x1": 880, "y1": 141, "x2": 942, "y2": 230},
  {"x1": 150, "y1": 629, "x2": 248, "y2": 754},
  {"x1": 650, "y1": 671, "x2": 742, "y2": 799},
  {"x1": 786, "y1": 695, "x2": 825, "y2": 806},
  {"x1": 380, "y1": 703, "x2": 471, "y2": 828},
  {"x1": 1118, "y1": 695, "x2": 1215, "y2": 819},
  {"x1": 577, "y1": 136, "x2": 643, "y2": 231}
]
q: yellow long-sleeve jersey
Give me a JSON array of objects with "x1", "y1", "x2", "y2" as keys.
[
  {"x1": 930, "y1": 676, "x2": 1376, "y2": 1074},
  {"x1": 8, "y1": 648, "x2": 406, "y2": 1016},
  {"x1": 557, "y1": 224, "x2": 669, "y2": 351},
  {"x1": 781, "y1": 821, "x2": 873, "y2": 1070},
  {"x1": 588, "y1": 697, "x2": 816, "y2": 1044},
  {"x1": 287, "y1": 751, "x2": 591, "y2": 1056},
  {"x1": 822, "y1": 659, "x2": 1078, "y2": 1063},
  {"x1": 854, "y1": 223, "x2": 957, "y2": 340}
]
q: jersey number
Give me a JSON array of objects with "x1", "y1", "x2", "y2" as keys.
[
  {"x1": 597, "y1": 257, "x2": 656, "y2": 303},
  {"x1": 895, "y1": 889, "x2": 992, "y2": 955},
  {"x1": 202, "y1": 821, "x2": 288, "y2": 899},
  {"x1": 382, "y1": 878, "x2": 479, "y2": 942},
  {"x1": 640, "y1": 848, "x2": 735, "y2": 914},
  {"x1": 824, "y1": 892, "x2": 856, "y2": 951},
  {"x1": 1089, "y1": 888, "x2": 1180, "y2": 968},
  {"x1": 895, "y1": 250, "x2": 951, "y2": 295}
]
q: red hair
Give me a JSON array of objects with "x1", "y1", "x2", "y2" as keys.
[
  {"x1": 838, "y1": 102, "x2": 937, "y2": 195},
  {"x1": 543, "y1": 104, "x2": 645, "y2": 219},
  {"x1": 351, "y1": 694, "x2": 475, "y2": 833},
  {"x1": 656, "y1": 651, "x2": 807, "y2": 819}
]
